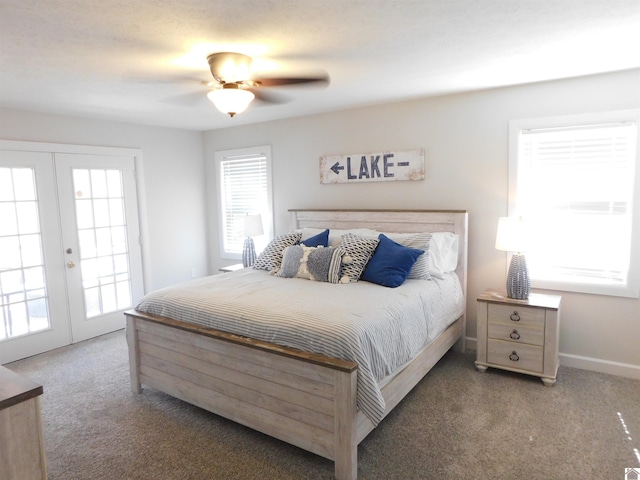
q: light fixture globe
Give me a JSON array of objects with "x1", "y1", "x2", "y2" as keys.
[{"x1": 207, "y1": 84, "x2": 255, "y2": 117}]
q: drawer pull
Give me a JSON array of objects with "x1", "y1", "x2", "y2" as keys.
[
  {"x1": 510, "y1": 311, "x2": 521, "y2": 322},
  {"x1": 510, "y1": 330, "x2": 521, "y2": 340},
  {"x1": 509, "y1": 351, "x2": 520, "y2": 362}
]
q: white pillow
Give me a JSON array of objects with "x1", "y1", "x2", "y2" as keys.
[{"x1": 429, "y1": 232, "x2": 459, "y2": 278}]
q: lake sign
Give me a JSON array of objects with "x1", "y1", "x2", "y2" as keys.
[{"x1": 319, "y1": 149, "x2": 425, "y2": 184}]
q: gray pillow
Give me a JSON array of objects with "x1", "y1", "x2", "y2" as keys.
[
  {"x1": 276, "y1": 245, "x2": 346, "y2": 283},
  {"x1": 253, "y1": 232, "x2": 302, "y2": 272}
]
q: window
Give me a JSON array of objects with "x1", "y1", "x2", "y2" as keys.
[
  {"x1": 215, "y1": 146, "x2": 273, "y2": 260},
  {"x1": 509, "y1": 110, "x2": 640, "y2": 298}
]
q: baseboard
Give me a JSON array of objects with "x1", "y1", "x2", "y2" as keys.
[
  {"x1": 464, "y1": 337, "x2": 640, "y2": 381},
  {"x1": 559, "y1": 353, "x2": 640, "y2": 381},
  {"x1": 464, "y1": 336, "x2": 476, "y2": 353}
]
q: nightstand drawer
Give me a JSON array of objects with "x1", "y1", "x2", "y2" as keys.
[
  {"x1": 488, "y1": 303, "x2": 545, "y2": 328},
  {"x1": 487, "y1": 339, "x2": 543, "y2": 373},
  {"x1": 487, "y1": 323, "x2": 544, "y2": 346}
]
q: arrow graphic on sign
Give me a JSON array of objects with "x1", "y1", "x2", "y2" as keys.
[{"x1": 330, "y1": 162, "x2": 344, "y2": 175}]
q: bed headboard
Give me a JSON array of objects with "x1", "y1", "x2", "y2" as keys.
[{"x1": 289, "y1": 209, "x2": 468, "y2": 349}]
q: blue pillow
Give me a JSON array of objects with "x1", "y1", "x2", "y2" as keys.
[
  {"x1": 361, "y1": 234, "x2": 424, "y2": 287},
  {"x1": 300, "y1": 228, "x2": 329, "y2": 247}
]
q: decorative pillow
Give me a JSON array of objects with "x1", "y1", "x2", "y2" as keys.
[
  {"x1": 361, "y1": 234, "x2": 424, "y2": 287},
  {"x1": 276, "y1": 245, "x2": 347, "y2": 283},
  {"x1": 339, "y1": 233, "x2": 380, "y2": 282},
  {"x1": 328, "y1": 228, "x2": 379, "y2": 247},
  {"x1": 298, "y1": 227, "x2": 325, "y2": 240},
  {"x1": 429, "y1": 232, "x2": 459, "y2": 279},
  {"x1": 384, "y1": 232, "x2": 432, "y2": 280},
  {"x1": 300, "y1": 228, "x2": 329, "y2": 247},
  {"x1": 253, "y1": 232, "x2": 302, "y2": 272}
]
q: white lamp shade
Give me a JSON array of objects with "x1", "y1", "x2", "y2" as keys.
[
  {"x1": 207, "y1": 88, "x2": 255, "y2": 116},
  {"x1": 495, "y1": 217, "x2": 529, "y2": 253},
  {"x1": 243, "y1": 214, "x2": 264, "y2": 237}
]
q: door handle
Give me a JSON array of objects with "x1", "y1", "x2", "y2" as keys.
[{"x1": 67, "y1": 261, "x2": 76, "y2": 268}]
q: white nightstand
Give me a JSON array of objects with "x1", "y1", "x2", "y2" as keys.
[
  {"x1": 218, "y1": 263, "x2": 245, "y2": 273},
  {"x1": 475, "y1": 289, "x2": 561, "y2": 386}
]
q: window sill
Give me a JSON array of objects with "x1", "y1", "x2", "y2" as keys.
[{"x1": 531, "y1": 278, "x2": 639, "y2": 299}]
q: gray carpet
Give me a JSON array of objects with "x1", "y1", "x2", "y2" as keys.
[{"x1": 7, "y1": 330, "x2": 640, "y2": 480}]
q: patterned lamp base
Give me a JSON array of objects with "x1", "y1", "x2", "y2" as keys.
[
  {"x1": 506, "y1": 253, "x2": 530, "y2": 299},
  {"x1": 242, "y1": 237, "x2": 257, "y2": 268}
]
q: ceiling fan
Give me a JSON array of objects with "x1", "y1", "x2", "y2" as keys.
[{"x1": 205, "y1": 52, "x2": 329, "y2": 117}]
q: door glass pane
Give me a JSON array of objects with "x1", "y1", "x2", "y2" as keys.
[
  {"x1": 106, "y1": 170, "x2": 122, "y2": 196},
  {"x1": 0, "y1": 167, "x2": 51, "y2": 342},
  {"x1": 84, "y1": 287, "x2": 100, "y2": 318},
  {"x1": 16, "y1": 202, "x2": 39, "y2": 234},
  {"x1": 78, "y1": 230, "x2": 97, "y2": 257},
  {"x1": 0, "y1": 168, "x2": 14, "y2": 201},
  {"x1": 0, "y1": 202, "x2": 17, "y2": 236},
  {"x1": 0, "y1": 236, "x2": 21, "y2": 269},
  {"x1": 13, "y1": 168, "x2": 36, "y2": 201},
  {"x1": 23, "y1": 267, "x2": 45, "y2": 290},
  {"x1": 109, "y1": 199, "x2": 124, "y2": 225},
  {"x1": 73, "y1": 169, "x2": 91, "y2": 199},
  {"x1": 20, "y1": 234, "x2": 43, "y2": 267},
  {"x1": 90, "y1": 170, "x2": 108, "y2": 198},
  {"x1": 93, "y1": 199, "x2": 110, "y2": 228},
  {"x1": 95, "y1": 227, "x2": 112, "y2": 256},
  {"x1": 73, "y1": 168, "x2": 133, "y2": 318},
  {"x1": 75, "y1": 199, "x2": 94, "y2": 229}
]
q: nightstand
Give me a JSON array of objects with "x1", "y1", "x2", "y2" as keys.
[
  {"x1": 219, "y1": 263, "x2": 245, "y2": 273},
  {"x1": 475, "y1": 289, "x2": 561, "y2": 386},
  {"x1": 0, "y1": 366, "x2": 47, "y2": 480}
]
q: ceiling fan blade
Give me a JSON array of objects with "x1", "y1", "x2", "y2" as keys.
[
  {"x1": 161, "y1": 91, "x2": 209, "y2": 107},
  {"x1": 250, "y1": 89, "x2": 291, "y2": 105},
  {"x1": 122, "y1": 74, "x2": 210, "y2": 87},
  {"x1": 251, "y1": 73, "x2": 329, "y2": 88}
]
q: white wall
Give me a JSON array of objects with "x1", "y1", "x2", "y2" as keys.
[
  {"x1": 0, "y1": 108, "x2": 208, "y2": 291},
  {"x1": 204, "y1": 69, "x2": 640, "y2": 375}
]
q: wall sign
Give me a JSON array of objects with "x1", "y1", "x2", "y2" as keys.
[{"x1": 319, "y1": 149, "x2": 424, "y2": 184}]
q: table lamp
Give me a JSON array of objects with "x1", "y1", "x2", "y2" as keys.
[
  {"x1": 495, "y1": 216, "x2": 530, "y2": 299},
  {"x1": 242, "y1": 214, "x2": 264, "y2": 267}
]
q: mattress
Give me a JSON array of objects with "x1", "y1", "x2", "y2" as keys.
[{"x1": 135, "y1": 268, "x2": 464, "y2": 425}]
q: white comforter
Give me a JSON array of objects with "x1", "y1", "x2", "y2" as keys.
[{"x1": 135, "y1": 268, "x2": 464, "y2": 425}]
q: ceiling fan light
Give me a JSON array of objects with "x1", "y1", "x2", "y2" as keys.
[{"x1": 207, "y1": 87, "x2": 255, "y2": 117}]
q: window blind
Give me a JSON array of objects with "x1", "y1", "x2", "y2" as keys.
[
  {"x1": 519, "y1": 121, "x2": 637, "y2": 286},
  {"x1": 219, "y1": 154, "x2": 268, "y2": 255}
]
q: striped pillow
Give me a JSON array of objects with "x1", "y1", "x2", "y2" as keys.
[
  {"x1": 253, "y1": 232, "x2": 302, "y2": 272},
  {"x1": 384, "y1": 232, "x2": 432, "y2": 280},
  {"x1": 339, "y1": 233, "x2": 380, "y2": 282}
]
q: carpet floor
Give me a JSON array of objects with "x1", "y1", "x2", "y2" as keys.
[{"x1": 7, "y1": 329, "x2": 640, "y2": 479}]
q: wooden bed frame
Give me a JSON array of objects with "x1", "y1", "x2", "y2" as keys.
[{"x1": 125, "y1": 209, "x2": 468, "y2": 480}]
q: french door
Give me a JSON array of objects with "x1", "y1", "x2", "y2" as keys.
[{"x1": 0, "y1": 146, "x2": 144, "y2": 364}]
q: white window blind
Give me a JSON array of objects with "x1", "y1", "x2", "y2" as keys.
[
  {"x1": 510, "y1": 113, "x2": 639, "y2": 297},
  {"x1": 216, "y1": 146, "x2": 272, "y2": 259}
]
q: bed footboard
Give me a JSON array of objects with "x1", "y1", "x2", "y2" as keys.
[{"x1": 125, "y1": 311, "x2": 359, "y2": 480}]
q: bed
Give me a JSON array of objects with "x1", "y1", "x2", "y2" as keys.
[{"x1": 125, "y1": 209, "x2": 468, "y2": 480}]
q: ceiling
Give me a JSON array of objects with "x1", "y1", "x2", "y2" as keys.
[{"x1": 1, "y1": 1, "x2": 639, "y2": 132}]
